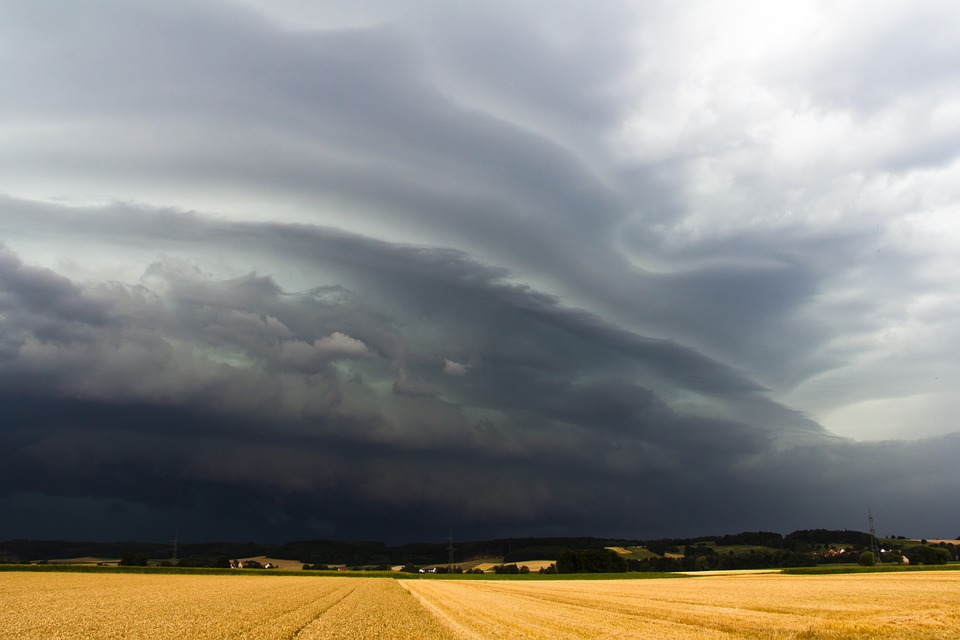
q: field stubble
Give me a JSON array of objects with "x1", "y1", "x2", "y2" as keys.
[
  {"x1": 4, "y1": 570, "x2": 960, "y2": 639},
  {"x1": 402, "y1": 572, "x2": 960, "y2": 639}
]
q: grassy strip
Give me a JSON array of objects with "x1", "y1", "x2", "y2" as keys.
[{"x1": 782, "y1": 563, "x2": 960, "y2": 575}]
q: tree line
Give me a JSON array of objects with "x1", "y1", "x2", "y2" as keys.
[{"x1": 5, "y1": 530, "x2": 957, "y2": 571}]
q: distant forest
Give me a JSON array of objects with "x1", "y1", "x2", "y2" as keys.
[{"x1": 2, "y1": 530, "x2": 956, "y2": 571}]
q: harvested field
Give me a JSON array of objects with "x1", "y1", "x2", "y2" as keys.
[
  {"x1": 404, "y1": 572, "x2": 960, "y2": 639},
  {"x1": 470, "y1": 559, "x2": 555, "y2": 572},
  {"x1": 235, "y1": 556, "x2": 304, "y2": 570},
  {"x1": 4, "y1": 570, "x2": 960, "y2": 639},
  {"x1": 47, "y1": 556, "x2": 119, "y2": 565}
]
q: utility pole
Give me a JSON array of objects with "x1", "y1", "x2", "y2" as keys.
[
  {"x1": 868, "y1": 508, "x2": 882, "y2": 564},
  {"x1": 447, "y1": 531, "x2": 455, "y2": 570},
  {"x1": 172, "y1": 532, "x2": 179, "y2": 565}
]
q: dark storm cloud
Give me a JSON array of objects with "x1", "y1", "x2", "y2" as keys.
[
  {"x1": 1, "y1": 206, "x2": 958, "y2": 542},
  {"x1": 1, "y1": 0, "x2": 959, "y2": 542}
]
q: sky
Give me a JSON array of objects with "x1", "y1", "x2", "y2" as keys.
[{"x1": 1, "y1": 0, "x2": 959, "y2": 544}]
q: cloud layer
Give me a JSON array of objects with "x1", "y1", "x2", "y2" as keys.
[{"x1": 1, "y1": 0, "x2": 959, "y2": 542}]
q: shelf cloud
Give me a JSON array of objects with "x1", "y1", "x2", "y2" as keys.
[{"x1": 1, "y1": 0, "x2": 959, "y2": 542}]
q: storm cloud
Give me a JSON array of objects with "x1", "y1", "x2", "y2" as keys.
[{"x1": 1, "y1": 0, "x2": 959, "y2": 542}]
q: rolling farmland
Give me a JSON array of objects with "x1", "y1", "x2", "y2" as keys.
[
  {"x1": 405, "y1": 572, "x2": 960, "y2": 638},
  {"x1": 1, "y1": 573, "x2": 453, "y2": 640},
  {"x1": 4, "y1": 570, "x2": 960, "y2": 639}
]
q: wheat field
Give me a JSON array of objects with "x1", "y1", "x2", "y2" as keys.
[
  {"x1": 406, "y1": 572, "x2": 960, "y2": 638},
  {"x1": 1, "y1": 573, "x2": 453, "y2": 640},
  {"x1": 4, "y1": 570, "x2": 960, "y2": 639}
]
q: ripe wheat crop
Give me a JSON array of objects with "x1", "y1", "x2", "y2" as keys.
[
  {"x1": 0, "y1": 573, "x2": 454, "y2": 640},
  {"x1": 5, "y1": 570, "x2": 960, "y2": 639},
  {"x1": 403, "y1": 571, "x2": 960, "y2": 639}
]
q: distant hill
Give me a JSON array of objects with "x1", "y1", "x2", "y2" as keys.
[
  {"x1": 0, "y1": 536, "x2": 634, "y2": 567},
  {"x1": 2, "y1": 530, "x2": 955, "y2": 570}
]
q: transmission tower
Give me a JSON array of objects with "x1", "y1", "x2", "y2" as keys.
[
  {"x1": 447, "y1": 531, "x2": 455, "y2": 570},
  {"x1": 868, "y1": 508, "x2": 882, "y2": 563}
]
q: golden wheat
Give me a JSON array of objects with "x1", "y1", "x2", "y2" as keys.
[
  {"x1": 5, "y1": 570, "x2": 960, "y2": 639},
  {"x1": 403, "y1": 572, "x2": 960, "y2": 639},
  {"x1": 0, "y1": 573, "x2": 455, "y2": 640},
  {"x1": 294, "y1": 575, "x2": 456, "y2": 639}
]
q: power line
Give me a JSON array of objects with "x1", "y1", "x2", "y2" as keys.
[
  {"x1": 868, "y1": 508, "x2": 882, "y2": 564},
  {"x1": 447, "y1": 531, "x2": 454, "y2": 569}
]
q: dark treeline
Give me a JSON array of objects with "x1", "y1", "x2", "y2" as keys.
[
  {"x1": 2, "y1": 530, "x2": 953, "y2": 569},
  {"x1": 634, "y1": 547, "x2": 820, "y2": 572},
  {"x1": 648, "y1": 529, "x2": 874, "y2": 551},
  {"x1": 0, "y1": 536, "x2": 629, "y2": 567},
  {"x1": 0, "y1": 536, "x2": 622, "y2": 566}
]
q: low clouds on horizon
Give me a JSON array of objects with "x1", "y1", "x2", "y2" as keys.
[{"x1": 1, "y1": 0, "x2": 959, "y2": 542}]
